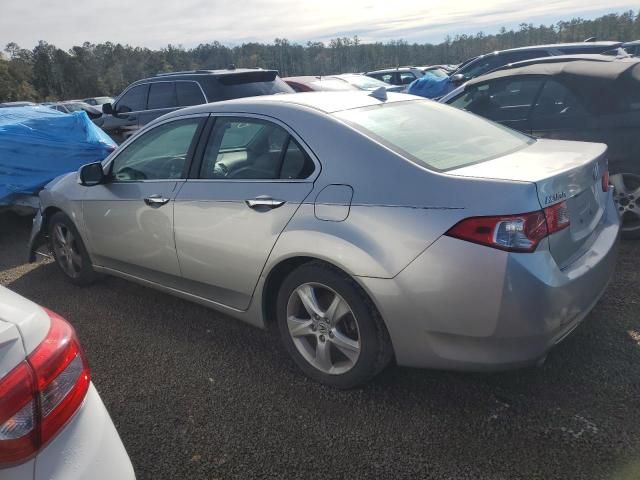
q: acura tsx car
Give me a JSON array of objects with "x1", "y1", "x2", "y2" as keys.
[
  {"x1": 29, "y1": 91, "x2": 620, "y2": 388},
  {"x1": 0, "y1": 286, "x2": 135, "y2": 479}
]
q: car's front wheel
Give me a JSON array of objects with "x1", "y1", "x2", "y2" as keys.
[
  {"x1": 49, "y1": 212, "x2": 99, "y2": 285},
  {"x1": 276, "y1": 262, "x2": 393, "y2": 388}
]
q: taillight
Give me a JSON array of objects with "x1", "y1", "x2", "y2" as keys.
[
  {"x1": 446, "y1": 202, "x2": 570, "y2": 253},
  {"x1": 0, "y1": 309, "x2": 90, "y2": 466},
  {"x1": 543, "y1": 201, "x2": 570, "y2": 234},
  {"x1": 602, "y1": 169, "x2": 610, "y2": 192}
]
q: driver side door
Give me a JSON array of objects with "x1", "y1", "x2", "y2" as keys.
[{"x1": 82, "y1": 115, "x2": 206, "y2": 285}]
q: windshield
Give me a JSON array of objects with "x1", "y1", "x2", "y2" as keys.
[
  {"x1": 423, "y1": 68, "x2": 448, "y2": 78},
  {"x1": 334, "y1": 100, "x2": 533, "y2": 171},
  {"x1": 334, "y1": 75, "x2": 389, "y2": 90}
]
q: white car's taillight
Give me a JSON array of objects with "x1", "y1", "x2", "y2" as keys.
[
  {"x1": 445, "y1": 202, "x2": 570, "y2": 252},
  {"x1": 0, "y1": 309, "x2": 90, "y2": 466}
]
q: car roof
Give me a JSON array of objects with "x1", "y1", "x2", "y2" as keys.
[
  {"x1": 465, "y1": 57, "x2": 640, "y2": 87},
  {"x1": 461, "y1": 41, "x2": 622, "y2": 65},
  {"x1": 366, "y1": 67, "x2": 419, "y2": 74},
  {"x1": 486, "y1": 53, "x2": 629, "y2": 74},
  {"x1": 163, "y1": 91, "x2": 414, "y2": 118},
  {"x1": 130, "y1": 68, "x2": 277, "y2": 85}
]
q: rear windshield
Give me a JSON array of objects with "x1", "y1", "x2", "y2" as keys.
[
  {"x1": 210, "y1": 71, "x2": 294, "y2": 100},
  {"x1": 334, "y1": 100, "x2": 533, "y2": 171}
]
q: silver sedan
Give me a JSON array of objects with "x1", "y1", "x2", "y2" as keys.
[{"x1": 29, "y1": 91, "x2": 620, "y2": 388}]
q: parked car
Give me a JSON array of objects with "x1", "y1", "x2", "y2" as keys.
[
  {"x1": 0, "y1": 286, "x2": 135, "y2": 479},
  {"x1": 449, "y1": 41, "x2": 622, "y2": 85},
  {"x1": 440, "y1": 57, "x2": 640, "y2": 238},
  {"x1": 49, "y1": 101, "x2": 102, "y2": 119},
  {"x1": 95, "y1": 68, "x2": 294, "y2": 143},
  {"x1": 82, "y1": 96, "x2": 113, "y2": 106},
  {"x1": 0, "y1": 101, "x2": 36, "y2": 108},
  {"x1": 324, "y1": 74, "x2": 405, "y2": 92},
  {"x1": 283, "y1": 76, "x2": 359, "y2": 92},
  {"x1": 365, "y1": 67, "x2": 426, "y2": 86},
  {"x1": 30, "y1": 91, "x2": 619, "y2": 388}
]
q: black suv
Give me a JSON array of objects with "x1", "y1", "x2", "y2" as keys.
[
  {"x1": 449, "y1": 41, "x2": 621, "y2": 85},
  {"x1": 95, "y1": 68, "x2": 293, "y2": 143}
]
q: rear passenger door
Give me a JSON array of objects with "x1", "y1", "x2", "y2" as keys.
[{"x1": 174, "y1": 115, "x2": 317, "y2": 310}]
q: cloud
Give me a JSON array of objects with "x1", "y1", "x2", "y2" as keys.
[{"x1": 0, "y1": 0, "x2": 636, "y2": 50}]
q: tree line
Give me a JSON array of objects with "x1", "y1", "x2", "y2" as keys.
[{"x1": 1, "y1": 10, "x2": 640, "y2": 102}]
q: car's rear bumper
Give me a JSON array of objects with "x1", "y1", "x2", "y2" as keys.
[
  {"x1": 358, "y1": 193, "x2": 620, "y2": 370},
  {"x1": 34, "y1": 383, "x2": 135, "y2": 480}
]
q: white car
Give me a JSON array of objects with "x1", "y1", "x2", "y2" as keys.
[{"x1": 0, "y1": 286, "x2": 135, "y2": 479}]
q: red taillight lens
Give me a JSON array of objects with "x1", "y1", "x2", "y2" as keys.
[
  {"x1": 446, "y1": 211, "x2": 548, "y2": 252},
  {"x1": 446, "y1": 203, "x2": 571, "y2": 253},
  {"x1": 602, "y1": 169, "x2": 610, "y2": 192},
  {"x1": 0, "y1": 309, "x2": 90, "y2": 466},
  {"x1": 543, "y1": 201, "x2": 570, "y2": 234},
  {"x1": 0, "y1": 363, "x2": 37, "y2": 464}
]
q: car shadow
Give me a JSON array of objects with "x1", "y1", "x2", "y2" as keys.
[{"x1": 3, "y1": 223, "x2": 640, "y2": 479}]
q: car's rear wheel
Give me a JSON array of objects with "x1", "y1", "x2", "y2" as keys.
[
  {"x1": 611, "y1": 173, "x2": 640, "y2": 239},
  {"x1": 276, "y1": 262, "x2": 393, "y2": 388},
  {"x1": 49, "y1": 212, "x2": 99, "y2": 285}
]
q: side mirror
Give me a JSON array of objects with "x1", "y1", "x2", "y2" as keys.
[
  {"x1": 79, "y1": 162, "x2": 106, "y2": 186},
  {"x1": 450, "y1": 74, "x2": 465, "y2": 83},
  {"x1": 102, "y1": 102, "x2": 114, "y2": 115}
]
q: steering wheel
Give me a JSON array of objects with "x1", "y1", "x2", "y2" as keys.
[{"x1": 115, "y1": 167, "x2": 147, "y2": 181}]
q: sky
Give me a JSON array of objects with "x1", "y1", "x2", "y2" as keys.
[{"x1": 0, "y1": 0, "x2": 637, "y2": 50}]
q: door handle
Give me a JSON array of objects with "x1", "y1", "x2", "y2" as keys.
[
  {"x1": 144, "y1": 194, "x2": 170, "y2": 207},
  {"x1": 245, "y1": 196, "x2": 286, "y2": 209}
]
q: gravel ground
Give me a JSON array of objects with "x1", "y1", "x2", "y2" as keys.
[{"x1": 1, "y1": 212, "x2": 639, "y2": 480}]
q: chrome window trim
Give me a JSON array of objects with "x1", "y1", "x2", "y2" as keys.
[{"x1": 194, "y1": 111, "x2": 321, "y2": 183}]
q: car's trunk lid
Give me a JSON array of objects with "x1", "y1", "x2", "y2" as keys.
[{"x1": 449, "y1": 139, "x2": 608, "y2": 267}]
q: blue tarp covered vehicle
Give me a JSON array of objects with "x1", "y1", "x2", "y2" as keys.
[
  {"x1": 407, "y1": 73, "x2": 455, "y2": 99},
  {"x1": 0, "y1": 106, "x2": 115, "y2": 206}
]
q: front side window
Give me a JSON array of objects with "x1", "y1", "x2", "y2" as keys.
[
  {"x1": 115, "y1": 84, "x2": 148, "y2": 113},
  {"x1": 148, "y1": 82, "x2": 177, "y2": 110},
  {"x1": 200, "y1": 117, "x2": 314, "y2": 180},
  {"x1": 111, "y1": 119, "x2": 201, "y2": 181},
  {"x1": 334, "y1": 99, "x2": 532, "y2": 171}
]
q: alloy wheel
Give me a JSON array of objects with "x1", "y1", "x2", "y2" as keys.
[
  {"x1": 51, "y1": 223, "x2": 82, "y2": 278},
  {"x1": 611, "y1": 173, "x2": 640, "y2": 234},
  {"x1": 286, "y1": 282, "x2": 361, "y2": 375}
]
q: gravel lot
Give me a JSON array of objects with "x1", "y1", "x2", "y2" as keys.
[{"x1": 1, "y1": 211, "x2": 639, "y2": 480}]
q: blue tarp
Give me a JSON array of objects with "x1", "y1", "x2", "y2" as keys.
[
  {"x1": 0, "y1": 106, "x2": 115, "y2": 205},
  {"x1": 407, "y1": 74, "x2": 455, "y2": 99}
]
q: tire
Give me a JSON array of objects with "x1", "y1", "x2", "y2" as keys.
[
  {"x1": 276, "y1": 261, "x2": 393, "y2": 389},
  {"x1": 611, "y1": 173, "x2": 640, "y2": 240},
  {"x1": 48, "y1": 212, "x2": 100, "y2": 286}
]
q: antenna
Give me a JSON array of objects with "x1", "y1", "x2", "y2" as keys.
[{"x1": 369, "y1": 87, "x2": 388, "y2": 101}]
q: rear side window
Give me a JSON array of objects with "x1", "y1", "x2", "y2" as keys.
[
  {"x1": 176, "y1": 82, "x2": 206, "y2": 106},
  {"x1": 450, "y1": 77, "x2": 544, "y2": 121},
  {"x1": 115, "y1": 84, "x2": 148, "y2": 113},
  {"x1": 208, "y1": 71, "x2": 294, "y2": 101},
  {"x1": 334, "y1": 100, "x2": 532, "y2": 171},
  {"x1": 532, "y1": 79, "x2": 586, "y2": 117},
  {"x1": 200, "y1": 117, "x2": 314, "y2": 180},
  {"x1": 148, "y1": 82, "x2": 177, "y2": 110},
  {"x1": 399, "y1": 72, "x2": 417, "y2": 85}
]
